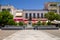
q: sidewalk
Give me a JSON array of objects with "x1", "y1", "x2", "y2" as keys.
[{"x1": 3, "y1": 30, "x2": 59, "y2": 40}]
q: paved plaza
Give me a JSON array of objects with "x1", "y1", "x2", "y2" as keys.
[
  {"x1": 2, "y1": 30, "x2": 60, "y2": 40},
  {"x1": 0, "y1": 30, "x2": 18, "y2": 40}
]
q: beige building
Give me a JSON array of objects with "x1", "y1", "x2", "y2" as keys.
[
  {"x1": 45, "y1": 2, "x2": 60, "y2": 14},
  {"x1": 0, "y1": 5, "x2": 15, "y2": 15}
]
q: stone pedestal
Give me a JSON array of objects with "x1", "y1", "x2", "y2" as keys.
[{"x1": 27, "y1": 21, "x2": 32, "y2": 27}]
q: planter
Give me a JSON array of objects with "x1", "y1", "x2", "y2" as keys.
[
  {"x1": 33, "y1": 25, "x2": 59, "y2": 30},
  {"x1": 1, "y1": 25, "x2": 25, "y2": 30}
]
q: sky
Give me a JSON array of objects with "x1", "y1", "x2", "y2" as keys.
[{"x1": 0, "y1": 0, "x2": 60, "y2": 9}]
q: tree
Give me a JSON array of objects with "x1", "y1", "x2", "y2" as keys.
[
  {"x1": 55, "y1": 14, "x2": 60, "y2": 21},
  {"x1": 0, "y1": 12, "x2": 2, "y2": 26},
  {"x1": 8, "y1": 19, "x2": 17, "y2": 25},
  {"x1": 0, "y1": 10, "x2": 14, "y2": 26},
  {"x1": 44, "y1": 12, "x2": 60, "y2": 21}
]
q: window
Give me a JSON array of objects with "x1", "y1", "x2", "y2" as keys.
[
  {"x1": 16, "y1": 16, "x2": 21, "y2": 17},
  {"x1": 2, "y1": 9, "x2": 6, "y2": 11},
  {"x1": 25, "y1": 13, "x2": 28, "y2": 18},
  {"x1": 50, "y1": 10, "x2": 57, "y2": 13},
  {"x1": 7, "y1": 8, "x2": 11, "y2": 11},
  {"x1": 2, "y1": 8, "x2": 11, "y2": 11},
  {"x1": 29, "y1": 13, "x2": 32, "y2": 20},
  {"x1": 41, "y1": 13, "x2": 43, "y2": 18},
  {"x1": 16, "y1": 13, "x2": 22, "y2": 17},
  {"x1": 37, "y1": 13, "x2": 40, "y2": 18},
  {"x1": 33, "y1": 13, "x2": 36, "y2": 18},
  {"x1": 50, "y1": 4, "x2": 57, "y2": 7}
]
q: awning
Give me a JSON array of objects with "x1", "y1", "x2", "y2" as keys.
[
  {"x1": 32, "y1": 19, "x2": 38, "y2": 21},
  {"x1": 14, "y1": 17, "x2": 23, "y2": 21}
]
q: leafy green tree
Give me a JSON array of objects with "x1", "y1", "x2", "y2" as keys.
[
  {"x1": 0, "y1": 9, "x2": 14, "y2": 26},
  {"x1": 8, "y1": 19, "x2": 17, "y2": 25},
  {"x1": 45, "y1": 12, "x2": 59, "y2": 21},
  {"x1": 55, "y1": 14, "x2": 60, "y2": 21}
]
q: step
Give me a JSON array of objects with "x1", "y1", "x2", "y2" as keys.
[{"x1": 25, "y1": 25, "x2": 33, "y2": 30}]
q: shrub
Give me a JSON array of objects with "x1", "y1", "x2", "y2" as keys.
[
  {"x1": 32, "y1": 23, "x2": 37, "y2": 26},
  {"x1": 37, "y1": 21, "x2": 41, "y2": 26},
  {"x1": 8, "y1": 19, "x2": 17, "y2": 25},
  {"x1": 24, "y1": 23, "x2": 27, "y2": 26},
  {"x1": 19, "y1": 22, "x2": 24, "y2": 26},
  {"x1": 42, "y1": 22, "x2": 46, "y2": 25},
  {"x1": 47, "y1": 21, "x2": 51, "y2": 25}
]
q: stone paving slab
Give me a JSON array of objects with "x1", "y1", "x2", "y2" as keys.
[
  {"x1": 3, "y1": 30, "x2": 59, "y2": 40},
  {"x1": 0, "y1": 30, "x2": 18, "y2": 40}
]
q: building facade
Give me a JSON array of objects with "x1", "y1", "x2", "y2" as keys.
[
  {"x1": 45, "y1": 2, "x2": 60, "y2": 14},
  {"x1": 0, "y1": 2, "x2": 60, "y2": 25},
  {"x1": 13, "y1": 9, "x2": 48, "y2": 24}
]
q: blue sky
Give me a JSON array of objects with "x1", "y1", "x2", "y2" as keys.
[{"x1": 0, "y1": 0, "x2": 60, "y2": 9}]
